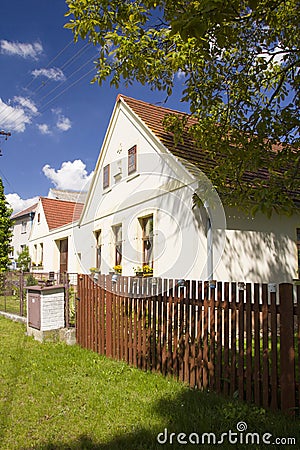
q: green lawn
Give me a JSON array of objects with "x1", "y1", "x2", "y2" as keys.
[
  {"x1": 0, "y1": 317, "x2": 299, "y2": 450},
  {"x1": 0, "y1": 294, "x2": 26, "y2": 316}
]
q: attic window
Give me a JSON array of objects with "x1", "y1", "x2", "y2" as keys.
[
  {"x1": 128, "y1": 145, "x2": 137, "y2": 174},
  {"x1": 103, "y1": 164, "x2": 110, "y2": 189},
  {"x1": 37, "y1": 213, "x2": 41, "y2": 224}
]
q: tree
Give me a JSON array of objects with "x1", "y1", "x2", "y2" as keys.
[
  {"x1": 17, "y1": 246, "x2": 31, "y2": 272},
  {"x1": 65, "y1": 0, "x2": 300, "y2": 215},
  {"x1": 0, "y1": 178, "x2": 13, "y2": 272}
]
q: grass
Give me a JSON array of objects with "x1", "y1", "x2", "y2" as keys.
[
  {"x1": 0, "y1": 317, "x2": 299, "y2": 450},
  {"x1": 0, "y1": 294, "x2": 26, "y2": 316}
]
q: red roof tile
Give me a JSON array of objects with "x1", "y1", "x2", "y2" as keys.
[
  {"x1": 119, "y1": 95, "x2": 300, "y2": 204},
  {"x1": 40, "y1": 198, "x2": 84, "y2": 230}
]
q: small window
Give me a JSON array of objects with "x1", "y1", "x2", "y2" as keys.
[
  {"x1": 113, "y1": 224, "x2": 122, "y2": 266},
  {"x1": 297, "y1": 228, "x2": 300, "y2": 279},
  {"x1": 128, "y1": 145, "x2": 137, "y2": 174},
  {"x1": 95, "y1": 230, "x2": 102, "y2": 271},
  {"x1": 21, "y1": 221, "x2": 27, "y2": 234},
  {"x1": 140, "y1": 215, "x2": 153, "y2": 268},
  {"x1": 39, "y1": 243, "x2": 44, "y2": 266},
  {"x1": 37, "y1": 213, "x2": 41, "y2": 224},
  {"x1": 103, "y1": 164, "x2": 110, "y2": 189}
]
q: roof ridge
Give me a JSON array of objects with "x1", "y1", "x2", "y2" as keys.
[{"x1": 118, "y1": 94, "x2": 191, "y2": 117}]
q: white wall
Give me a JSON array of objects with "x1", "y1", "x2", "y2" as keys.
[
  {"x1": 29, "y1": 200, "x2": 81, "y2": 274},
  {"x1": 214, "y1": 209, "x2": 300, "y2": 283},
  {"x1": 40, "y1": 288, "x2": 65, "y2": 331},
  {"x1": 11, "y1": 215, "x2": 33, "y2": 261},
  {"x1": 75, "y1": 102, "x2": 210, "y2": 279},
  {"x1": 75, "y1": 100, "x2": 300, "y2": 284}
]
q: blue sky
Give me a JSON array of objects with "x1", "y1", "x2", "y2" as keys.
[{"x1": 0, "y1": 0, "x2": 187, "y2": 213}]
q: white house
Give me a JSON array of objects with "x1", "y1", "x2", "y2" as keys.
[
  {"x1": 28, "y1": 197, "x2": 84, "y2": 275},
  {"x1": 74, "y1": 95, "x2": 300, "y2": 284},
  {"x1": 11, "y1": 203, "x2": 37, "y2": 268}
]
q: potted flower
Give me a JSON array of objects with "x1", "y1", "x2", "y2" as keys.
[
  {"x1": 113, "y1": 265, "x2": 122, "y2": 274},
  {"x1": 89, "y1": 267, "x2": 100, "y2": 281},
  {"x1": 143, "y1": 265, "x2": 153, "y2": 277}
]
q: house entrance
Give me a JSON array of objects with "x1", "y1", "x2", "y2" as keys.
[{"x1": 59, "y1": 238, "x2": 68, "y2": 274}]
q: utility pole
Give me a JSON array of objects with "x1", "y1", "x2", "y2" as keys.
[
  {"x1": 0, "y1": 130, "x2": 11, "y2": 138},
  {"x1": 0, "y1": 130, "x2": 11, "y2": 156}
]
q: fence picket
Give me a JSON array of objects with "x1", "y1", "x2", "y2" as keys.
[
  {"x1": 230, "y1": 283, "x2": 237, "y2": 397},
  {"x1": 223, "y1": 282, "x2": 230, "y2": 395},
  {"x1": 262, "y1": 284, "x2": 269, "y2": 409},
  {"x1": 246, "y1": 283, "x2": 252, "y2": 403},
  {"x1": 253, "y1": 284, "x2": 261, "y2": 406},
  {"x1": 74, "y1": 274, "x2": 299, "y2": 415}
]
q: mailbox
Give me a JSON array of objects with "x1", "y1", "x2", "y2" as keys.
[{"x1": 27, "y1": 285, "x2": 65, "y2": 332}]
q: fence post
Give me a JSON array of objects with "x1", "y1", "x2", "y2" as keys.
[
  {"x1": 64, "y1": 274, "x2": 70, "y2": 328},
  {"x1": 279, "y1": 283, "x2": 295, "y2": 414},
  {"x1": 20, "y1": 271, "x2": 24, "y2": 317},
  {"x1": 106, "y1": 276, "x2": 113, "y2": 357}
]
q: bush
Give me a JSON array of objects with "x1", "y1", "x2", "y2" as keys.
[{"x1": 26, "y1": 274, "x2": 38, "y2": 286}]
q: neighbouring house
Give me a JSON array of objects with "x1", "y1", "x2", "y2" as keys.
[
  {"x1": 28, "y1": 197, "x2": 84, "y2": 275},
  {"x1": 75, "y1": 94, "x2": 300, "y2": 283},
  {"x1": 10, "y1": 203, "x2": 38, "y2": 269},
  {"x1": 48, "y1": 188, "x2": 87, "y2": 204}
]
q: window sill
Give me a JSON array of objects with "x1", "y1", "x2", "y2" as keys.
[{"x1": 126, "y1": 173, "x2": 140, "y2": 183}]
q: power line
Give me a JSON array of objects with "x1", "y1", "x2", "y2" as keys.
[
  {"x1": 39, "y1": 66, "x2": 96, "y2": 113},
  {"x1": 38, "y1": 53, "x2": 97, "y2": 107},
  {"x1": 24, "y1": 39, "x2": 75, "y2": 92},
  {"x1": 33, "y1": 42, "x2": 91, "y2": 97},
  {"x1": 0, "y1": 130, "x2": 11, "y2": 157},
  {"x1": 0, "y1": 41, "x2": 95, "y2": 126},
  {"x1": 0, "y1": 59, "x2": 97, "y2": 133}
]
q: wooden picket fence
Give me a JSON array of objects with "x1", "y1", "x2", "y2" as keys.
[{"x1": 76, "y1": 274, "x2": 300, "y2": 414}]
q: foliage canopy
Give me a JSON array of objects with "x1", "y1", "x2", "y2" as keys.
[
  {"x1": 65, "y1": 0, "x2": 300, "y2": 215},
  {"x1": 17, "y1": 246, "x2": 31, "y2": 272},
  {"x1": 0, "y1": 178, "x2": 13, "y2": 272}
]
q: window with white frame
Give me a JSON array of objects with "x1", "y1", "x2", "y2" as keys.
[
  {"x1": 128, "y1": 145, "x2": 137, "y2": 175},
  {"x1": 21, "y1": 221, "x2": 27, "y2": 234},
  {"x1": 103, "y1": 164, "x2": 110, "y2": 189},
  {"x1": 139, "y1": 215, "x2": 153, "y2": 268},
  {"x1": 112, "y1": 224, "x2": 122, "y2": 267},
  {"x1": 33, "y1": 244, "x2": 37, "y2": 265},
  {"x1": 95, "y1": 230, "x2": 102, "y2": 271},
  {"x1": 39, "y1": 243, "x2": 44, "y2": 266}
]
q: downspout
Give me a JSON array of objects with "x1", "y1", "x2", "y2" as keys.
[{"x1": 204, "y1": 201, "x2": 213, "y2": 281}]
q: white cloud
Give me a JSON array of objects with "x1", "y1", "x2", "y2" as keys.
[
  {"x1": 6, "y1": 193, "x2": 39, "y2": 214},
  {"x1": 42, "y1": 160, "x2": 93, "y2": 191},
  {"x1": 0, "y1": 40, "x2": 43, "y2": 59},
  {"x1": 32, "y1": 67, "x2": 66, "y2": 81},
  {"x1": 177, "y1": 69, "x2": 186, "y2": 80},
  {"x1": 13, "y1": 96, "x2": 38, "y2": 115},
  {"x1": 0, "y1": 97, "x2": 36, "y2": 133},
  {"x1": 56, "y1": 115, "x2": 72, "y2": 132},
  {"x1": 37, "y1": 123, "x2": 51, "y2": 135}
]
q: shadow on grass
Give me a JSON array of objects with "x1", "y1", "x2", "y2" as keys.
[{"x1": 30, "y1": 388, "x2": 299, "y2": 450}]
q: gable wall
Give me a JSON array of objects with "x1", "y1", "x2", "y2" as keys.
[
  {"x1": 75, "y1": 100, "x2": 300, "y2": 283},
  {"x1": 75, "y1": 103, "x2": 208, "y2": 278}
]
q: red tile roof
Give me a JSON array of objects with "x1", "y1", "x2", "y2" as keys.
[
  {"x1": 119, "y1": 95, "x2": 300, "y2": 204},
  {"x1": 40, "y1": 198, "x2": 84, "y2": 230}
]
